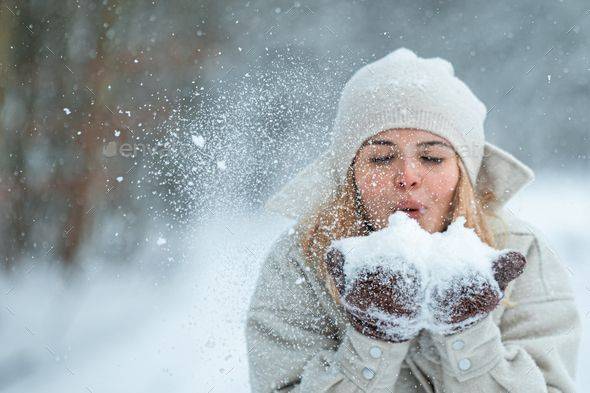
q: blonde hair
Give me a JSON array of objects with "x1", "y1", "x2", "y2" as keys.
[{"x1": 295, "y1": 152, "x2": 513, "y2": 307}]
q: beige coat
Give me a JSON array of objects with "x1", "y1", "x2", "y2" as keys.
[{"x1": 246, "y1": 207, "x2": 581, "y2": 392}]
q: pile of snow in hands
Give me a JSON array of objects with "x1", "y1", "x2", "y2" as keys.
[{"x1": 330, "y1": 211, "x2": 511, "y2": 335}]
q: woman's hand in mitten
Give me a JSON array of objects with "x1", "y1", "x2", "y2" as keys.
[
  {"x1": 427, "y1": 251, "x2": 527, "y2": 335},
  {"x1": 326, "y1": 248, "x2": 424, "y2": 343}
]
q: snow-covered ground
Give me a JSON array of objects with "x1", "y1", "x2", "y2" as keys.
[{"x1": 1, "y1": 171, "x2": 588, "y2": 392}]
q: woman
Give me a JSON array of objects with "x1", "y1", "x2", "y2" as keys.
[{"x1": 246, "y1": 48, "x2": 581, "y2": 392}]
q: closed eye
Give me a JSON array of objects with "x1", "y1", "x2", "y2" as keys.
[
  {"x1": 370, "y1": 155, "x2": 395, "y2": 164},
  {"x1": 421, "y1": 156, "x2": 444, "y2": 164},
  {"x1": 370, "y1": 155, "x2": 444, "y2": 164}
]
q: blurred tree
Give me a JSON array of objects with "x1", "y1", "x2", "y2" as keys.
[{"x1": 0, "y1": 0, "x2": 214, "y2": 268}]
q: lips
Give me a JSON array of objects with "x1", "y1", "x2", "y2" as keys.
[
  {"x1": 395, "y1": 201, "x2": 426, "y2": 212},
  {"x1": 394, "y1": 200, "x2": 427, "y2": 216}
]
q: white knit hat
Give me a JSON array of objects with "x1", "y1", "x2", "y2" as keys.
[{"x1": 265, "y1": 47, "x2": 535, "y2": 220}]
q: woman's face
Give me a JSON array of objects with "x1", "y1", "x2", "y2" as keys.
[{"x1": 353, "y1": 128, "x2": 460, "y2": 233}]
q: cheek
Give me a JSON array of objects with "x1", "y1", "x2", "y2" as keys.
[
  {"x1": 356, "y1": 170, "x2": 391, "y2": 198},
  {"x1": 425, "y1": 166, "x2": 459, "y2": 202},
  {"x1": 355, "y1": 171, "x2": 394, "y2": 216}
]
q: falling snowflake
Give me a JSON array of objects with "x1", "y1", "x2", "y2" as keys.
[{"x1": 191, "y1": 134, "x2": 206, "y2": 148}]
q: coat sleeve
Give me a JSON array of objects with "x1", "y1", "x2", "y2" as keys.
[
  {"x1": 246, "y1": 231, "x2": 411, "y2": 392},
  {"x1": 427, "y1": 232, "x2": 582, "y2": 393}
]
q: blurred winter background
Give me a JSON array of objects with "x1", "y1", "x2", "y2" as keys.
[{"x1": 0, "y1": 0, "x2": 588, "y2": 391}]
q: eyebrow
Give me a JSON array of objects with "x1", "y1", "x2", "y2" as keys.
[
  {"x1": 417, "y1": 141, "x2": 453, "y2": 149},
  {"x1": 362, "y1": 139, "x2": 453, "y2": 149}
]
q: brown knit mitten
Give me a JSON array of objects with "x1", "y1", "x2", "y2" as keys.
[
  {"x1": 326, "y1": 248, "x2": 424, "y2": 343},
  {"x1": 427, "y1": 250, "x2": 527, "y2": 335}
]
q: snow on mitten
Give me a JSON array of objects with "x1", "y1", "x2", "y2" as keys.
[
  {"x1": 326, "y1": 248, "x2": 424, "y2": 343},
  {"x1": 427, "y1": 250, "x2": 527, "y2": 335}
]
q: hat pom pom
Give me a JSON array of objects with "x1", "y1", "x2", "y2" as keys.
[
  {"x1": 386, "y1": 47, "x2": 455, "y2": 77},
  {"x1": 387, "y1": 47, "x2": 418, "y2": 62},
  {"x1": 428, "y1": 57, "x2": 455, "y2": 76}
]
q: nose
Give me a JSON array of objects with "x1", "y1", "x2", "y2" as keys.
[{"x1": 394, "y1": 159, "x2": 422, "y2": 189}]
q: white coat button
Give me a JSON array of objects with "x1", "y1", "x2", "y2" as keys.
[
  {"x1": 452, "y1": 339, "x2": 465, "y2": 350},
  {"x1": 369, "y1": 346, "x2": 382, "y2": 359},
  {"x1": 458, "y1": 358, "x2": 472, "y2": 371},
  {"x1": 362, "y1": 367, "x2": 375, "y2": 380}
]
